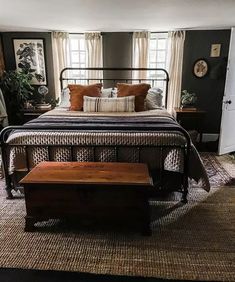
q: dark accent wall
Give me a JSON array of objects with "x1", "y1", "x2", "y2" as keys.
[
  {"x1": 1, "y1": 30, "x2": 230, "y2": 132},
  {"x1": 182, "y1": 30, "x2": 231, "y2": 134},
  {"x1": 1, "y1": 32, "x2": 55, "y2": 99},
  {"x1": 103, "y1": 32, "x2": 132, "y2": 87},
  {"x1": 0, "y1": 35, "x2": 5, "y2": 76}
]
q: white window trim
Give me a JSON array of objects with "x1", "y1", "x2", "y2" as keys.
[
  {"x1": 68, "y1": 34, "x2": 86, "y2": 79},
  {"x1": 149, "y1": 32, "x2": 168, "y2": 75},
  {"x1": 148, "y1": 32, "x2": 169, "y2": 103}
]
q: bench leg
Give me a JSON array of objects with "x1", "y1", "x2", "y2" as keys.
[
  {"x1": 141, "y1": 197, "x2": 151, "y2": 236},
  {"x1": 24, "y1": 216, "x2": 36, "y2": 232},
  {"x1": 142, "y1": 223, "x2": 152, "y2": 236}
]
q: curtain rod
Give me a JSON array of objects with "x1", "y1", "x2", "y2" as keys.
[
  {"x1": 69, "y1": 27, "x2": 231, "y2": 35},
  {"x1": 69, "y1": 31, "x2": 168, "y2": 35}
]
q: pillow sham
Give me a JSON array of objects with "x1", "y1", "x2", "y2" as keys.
[
  {"x1": 146, "y1": 87, "x2": 163, "y2": 109},
  {"x1": 101, "y1": 87, "x2": 117, "y2": 98},
  {"x1": 68, "y1": 83, "x2": 102, "y2": 111},
  {"x1": 117, "y1": 83, "x2": 150, "y2": 111},
  {"x1": 59, "y1": 87, "x2": 70, "y2": 108},
  {"x1": 83, "y1": 95, "x2": 135, "y2": 112}
]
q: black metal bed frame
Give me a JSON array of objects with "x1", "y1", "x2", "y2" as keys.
[
  {"x1": 60, "y1": 67, "x2": 169, "y2": 106},
  {"x1": 0, "y1": 67, "x2": 190, "y2": 202}
]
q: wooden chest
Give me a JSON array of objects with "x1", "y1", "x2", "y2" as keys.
[{"x1": 20, "y1": 162, "x2": 153, "y2": 235}]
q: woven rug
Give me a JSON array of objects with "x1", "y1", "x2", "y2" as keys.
[
  {"x1": 199, "y1": 152, "x2": 234, "y2": 187},
  {"x1": 216, "y1": 153, "x2": 235, "y2": 181},
  {"x1": 0, "y1": 153, "x2": 234, "y2": 281}
]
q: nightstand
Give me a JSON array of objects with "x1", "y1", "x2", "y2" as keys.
[
  {"x1": 21, "y1": 108, "x2": 51, "y2": 124},
  {"x1": 174, "y1": 108, "x2": 207, "y2": 144}
]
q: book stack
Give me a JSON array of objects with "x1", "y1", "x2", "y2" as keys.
[{"x1": 35, "y1": 103, "x2": 52, "y2": 110}]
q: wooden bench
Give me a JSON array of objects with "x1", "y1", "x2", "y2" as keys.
[{"x1": 20, "y1": 162, "x2": 153, "y2": 235}]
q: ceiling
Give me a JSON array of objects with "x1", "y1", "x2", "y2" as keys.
[{"x1": 0, "y1": 0, "x2": 234, "y2": 32}]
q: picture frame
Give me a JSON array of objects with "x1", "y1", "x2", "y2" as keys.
[
  {"x1": 193, "y1": 58, "x2": 209, "y2": 78},
  {"x1": 13, "y1": 38, "x2": 47, "y2": 85},
  {"x1": 210, "y1": 44, "x2": 221, "y2": 57}
]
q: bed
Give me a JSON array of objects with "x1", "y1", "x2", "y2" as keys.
[{"x1": 0, "y1": 67, "x2": 210, "y2": 200}]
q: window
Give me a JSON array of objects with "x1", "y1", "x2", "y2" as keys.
[
  {"x1": 68, "y1": 34, "x2": 86, "y2": 80},
  {"x1": 148, "y1": 33, "x2": 168, "y2": 91}
]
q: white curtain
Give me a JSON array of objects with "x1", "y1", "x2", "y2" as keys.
[
  {"x1": 132, "y1": 31, "x2": 150, "y2": 80},
  {"x1": 85, "y1": 32, "x2": 103, "y2": 82},
  {"x1": 167, "y1": 30, "x2": 185, "y2": 114},
  {"x1": 52, "y1": 31, "x2": 69, "y2": 100},
  {"x1": 0, "y1": 88, "x2": 8, "y2": 127}
]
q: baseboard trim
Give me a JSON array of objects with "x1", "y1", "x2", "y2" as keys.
[{"x1": 202, "y1": 133, "x2": 219, "y2": 143}]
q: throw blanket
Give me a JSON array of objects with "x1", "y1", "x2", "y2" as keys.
[{"x1": 6, "y1": 108, "x2": 210, "y2": 191}]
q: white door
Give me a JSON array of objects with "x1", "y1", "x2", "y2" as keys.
[{"x1": 218, "y1": 28, "x2": 235, "y2": 155}]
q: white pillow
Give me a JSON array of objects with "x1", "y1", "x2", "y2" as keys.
[
  {"x1": 59, "y1": 87, "x2": 118, "y2": 108},
  {"x1": 83, "y1": 96, "x2": 135, "y2": 112},
  {"x1": 59, "y1": 87, "x2": 70, "y2": 107},
  {"x1": 146, "y1": 87, "x2": 163, "y2": 109},
  {"x1": 101, "y1": 87, "x2": 117, "y2": 98}
]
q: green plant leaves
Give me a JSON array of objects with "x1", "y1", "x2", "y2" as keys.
[{"x1": 0, "y1": 70, "x2": 34, "y2": 107}]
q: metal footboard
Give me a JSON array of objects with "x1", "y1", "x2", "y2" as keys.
[{"x1": 0, "y1": 125, "x2": 191, "y2": 202}]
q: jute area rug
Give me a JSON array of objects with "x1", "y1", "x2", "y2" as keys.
[{"x1": 0, "y1": 153, "x2": 234, "y2": 281}]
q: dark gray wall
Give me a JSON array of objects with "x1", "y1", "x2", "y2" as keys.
[
  {"x1": 182, "y1": 30, "x2": 231, "y2": 133},
  {"x1": 102, "y1": 32, "x2": 132, "y2": 87},
  {"x1": 1, "y1": 32, "x2": 55, "y2": 99},
  {"x1": 0, "y1": 35, "x2": 5, "y2": 76},
  {"x1": 1, "y1": 30, "x2": 230, "y2": 132}
]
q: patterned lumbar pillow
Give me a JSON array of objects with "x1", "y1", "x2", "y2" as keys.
[{"x1": 83, "y1": 96, "x2": 135, "y2": 112}]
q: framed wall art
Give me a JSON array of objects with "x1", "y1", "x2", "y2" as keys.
[
  {"x1": 13, "y1": 39, "x2": 47, "y2": 85},
  {"x1": 210, "y1": 44, "x2": 221, "y2": 57},
  {"x1": 193, "y1": 58, "x2": 209, "y2": 78}
]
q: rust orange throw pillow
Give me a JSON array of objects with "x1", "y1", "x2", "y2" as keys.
[
  {"x1": 69, "y1": 83, "x2": 102, "y2": 111},
  {"x1": 117, "y1": 83, "x2": 150, "y2": 111}
]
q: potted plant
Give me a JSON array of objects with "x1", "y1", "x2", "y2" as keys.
[
  {"x1": 0, "y1": 70, "x2": 34, "y2": 124},
  {"x1": 181, "y1": 90, "x2": 198, "y2": 108}
]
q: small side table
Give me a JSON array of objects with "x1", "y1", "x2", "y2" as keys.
[
  {"x1": 20, "y1": 107, "x2": 51, "y2": 124},
  {"x1": 174, "y1": 108, "x2": 207, "y2": 144}
]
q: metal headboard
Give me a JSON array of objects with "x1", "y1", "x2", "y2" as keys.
[{"x1": 60, "y1": 67, "x2": 169, "y2": 107}]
